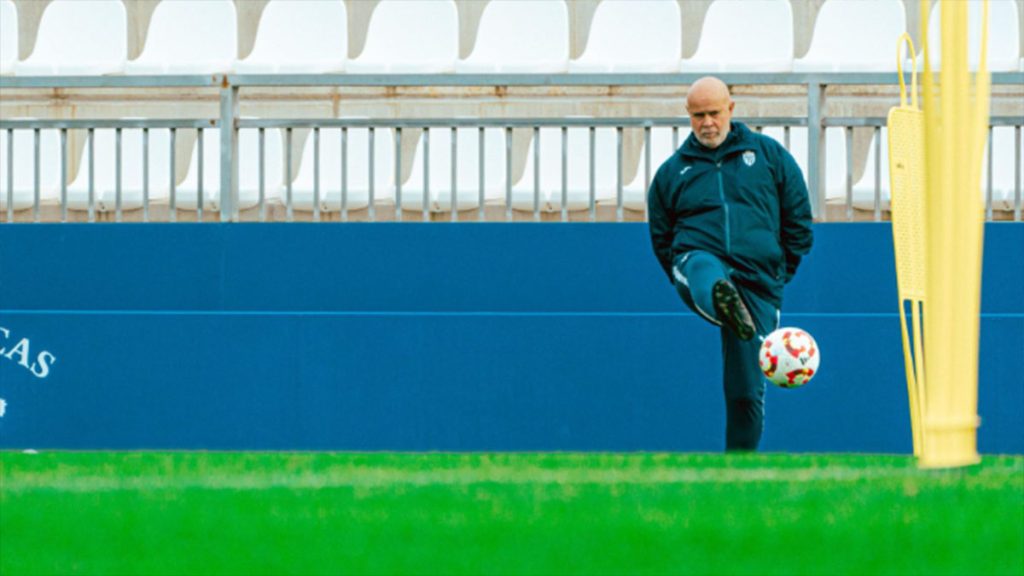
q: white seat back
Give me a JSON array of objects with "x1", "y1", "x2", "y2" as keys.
[
  {"x1": 178, "y1": 126, "x2": 283, "y2": 210},
  {"x1": 852, "y1": 127, "x2": 1016, "y2": 212},
  {"x1": 624, "y1": 127, "x2": 689, "y2": 211},
  {"x1": 681, "y1": 0, "x2": 792, "y2": 72},
  {"x1": 570, "y1": 0, "x2": 681, "y2": 73},
  {"x1": 851, "y1": 128, "x2": 890, "y2": 209},
  {"x1": 985, "y1": 127, "x2": 1020, "y2": 211},
  {"x1": 925, "y1": 0, "x2": 1020, "y2": 71},
  {"x1": 177, "y1": 129, "x2": 222, "y2": 210},
  {"x1": 347, "y1": 0, "x2": 458, "y2": 73},
  {"x1": 513, "y1": 124, "x2": 621, "y2": 212},
  {"x1": 794, "y1": 0, "x2": 906, "y2": 72},
  {"x1": 402, "y1": 127, "x2": 508, "y2": 211},
  {"x1": 0, "y1": 126, "x2": 62, "y2": 209},
  {"x1": 15, "y1": 0, "x2": 126, "y2": 75},
  {"x1": 235, "y1": 0, "x2": 347, "y2": 73},
  {"x1": 126, "y1": 0, "x2": 237, "y2": 74},
  {"x1": 457, "y1": 0, "x2": 568, "y2": 73},
  {"x1": 817, "y1": 127, "x2": 848, "y2": 199},
  {"x1": 512, "y1": 128, "x2": 562, "y2": 211},
  {"x1": 0, "y1": 0, "x2": 17, "y2": 75},
  {"x1": 290, "y1": 127, "x2": 395, "y2": 211},
  {"x1": 68, "y1": 128, "x2": 172, "y2": 211}
]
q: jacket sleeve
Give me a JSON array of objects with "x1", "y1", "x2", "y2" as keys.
[
  {"x1": 647, "y1": 168, "x2": 676, "y2": 284},
  {"x1": 777, "y1": 147, "x2": 814, "y2": 283}
]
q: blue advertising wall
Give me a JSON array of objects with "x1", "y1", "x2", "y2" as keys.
[{"x1": 1, "y1": 223, "x2": 1021, "y2": 453}]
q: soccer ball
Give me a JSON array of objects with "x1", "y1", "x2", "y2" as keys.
[{"x1": 759, "y1": 327, "x2": 820, "y2": 388}]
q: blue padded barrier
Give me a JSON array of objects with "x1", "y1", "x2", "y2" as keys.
[{"x1": 1, "y1": 223, "x2": 1021, "y2": 453}]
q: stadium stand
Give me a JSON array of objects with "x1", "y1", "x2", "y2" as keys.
[
  {"x1": 680, "y1": 0, "x2": 793, "y2": 72},
  {"x1": 622, "y1": 126, "x2": 686, "y2": 212},
  {"x1": 233, "y1": 0, "x2": 347, "y2": 74},
  {"x1": 568, "y1": 0, "x2": 682, "y2": 73},
  {"x1": 66, "y1": 127, "x2": 172, "y2": 212},
  {"x1": 511, "y1": 122, "x2": 621, "y2": 214},
  {"x1": 920, "y1": 0, "x2": 1020, "y2": 71},
  {"x1": 125, "y1": 0, "x2": 237, "y2": 74},
  {"x1": 401, "y1": 126, "x2": 508, "y2": 213},
  {"x1": 176, "y1": 128, "x2": 222, "y2": 211},
  {"x1": 289, "y1": 125, "x2": 395, "y2": 214},
  {"x1": 175, "y1": 125, "x2": 283, "y2": 212},
  {"x1": 0, "y1": 0, "x2": 1020, "y2": 223},
  {"x1": 987, "y1": 127, "x2": 1022, "y2": 212},
  {"x1": 512, "y1": 127, "x2": 573, "y2": 213},
  {"x1": 0, "y1": 0, "x2": 16, "y2": 75},
  {"x1": 793, "y1": 0, "x2": 906, "y2": 72},
  {"x1": 848, "y1": 126, "x2": 1022, "y2": 215},
  {"x1": 0, "y1": 123, "x2": 61, "y2": 211},
  {"x1": 850, "y1": 128, "x2": 891, "y2": 212},
  {"x1": 820, "y1": 127, "x2": 865, "y2": 214},
  {"x1": 346, "y1": 0, "x2": 458, "y2": 74},
  {"x1": 13, "y1": 0, "x2": 126, "y2": 76},
  {"x1": 455, "y1": 0, "x2": 569, "y2": 74}
]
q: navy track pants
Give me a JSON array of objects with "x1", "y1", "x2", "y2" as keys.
[{"x1": 671, "y1": 251, "x2": 780, "y2": 451}]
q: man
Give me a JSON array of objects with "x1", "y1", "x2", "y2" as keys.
[{"x1": 647, "y1": 76, "x2": 813, "y2": 451}]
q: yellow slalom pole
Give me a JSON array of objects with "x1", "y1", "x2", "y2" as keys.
[{"x1": 917, "y1": 0, "x2": 988, "y2": 468}]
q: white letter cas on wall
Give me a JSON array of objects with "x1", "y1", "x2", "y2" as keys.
[{"x1": 0, "y1": 326, "x2": 57, "y2": 379}]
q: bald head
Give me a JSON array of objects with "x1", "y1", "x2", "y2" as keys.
[
  {"x1": 687, "y1": 76, "x2": 732, "y2": 104},
  {"x1": 686, "y1": 76, "x2": 735, "y2": 149}
]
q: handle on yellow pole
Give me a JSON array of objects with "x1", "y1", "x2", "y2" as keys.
[{"x1": 890, "y1": 32, "x2": 927, "y2": 458}]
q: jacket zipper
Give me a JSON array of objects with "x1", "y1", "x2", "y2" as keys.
[{"x1": 716, "y1": 161, "x2": 730, "y2": 256}]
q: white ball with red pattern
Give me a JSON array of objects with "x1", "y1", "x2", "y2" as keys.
[{"x1": 759, "y1": 327, "x2": 820, "y2": 388}]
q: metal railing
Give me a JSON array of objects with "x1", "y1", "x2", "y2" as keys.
[
  {"x1": 822, "y1": 116, "x2": 1023, "y2": 223},
  {"x1": 2, "y1": 72, "x2": 1022, "y2": 223}
]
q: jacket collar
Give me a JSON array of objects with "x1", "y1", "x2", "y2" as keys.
[{"x1": 680, "y1": 121, "x2": 752, "y2": 161}]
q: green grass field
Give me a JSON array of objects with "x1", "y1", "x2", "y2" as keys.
[{"x1": 2, "y1": 452, "x2": 1022, "y2": 576}]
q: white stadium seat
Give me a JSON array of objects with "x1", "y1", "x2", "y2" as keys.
[
  {"x1": 234, "y1": 0, "x2": 347, "y2": 74},
  {"x1": 14, "y1": 0, "x2": 126, "y2": 76},
  {"x1": 0, "y1": 0, "x2": 17, "y2": 75},
  {"x1": 288, "y1": 126, "x2": 395, "y2": 212},
  {"x1": 401, "y1": 127, "x2": 507, "y2": 212},
  {"x1": 793, "y1": 0, "x2": 906, "y2": 72},
  {"x1": 984, "y1": 127, "x2": 1021, "y2": 212},
  {"x1": 512, "y1": 124, "x2": 621, "y2": 213},
  {"x1": 569, "y1": 0, "x2": 681, "y2": 73},
  {"x1": 456, "y1": 0, "x2": 569, "y2": 73},
  {"x1": 819, "y1": 128, "x2": 852, "y2": 202},
  {"x1": 125, "y1": 0, "x2": 237, "y2": 75},
  {"x1": 0, "y1": 125, "x2": 62, "y2": 210},
  {"x1": 851, "y1": 128, "x2": 890, "y2": 211},
  {"x1": 177, "y1": 126, "x2": 283, "y2": 211},
  {"x1": 511, "y1": 127, "x2": 563, "y2": 212},
  {"x1": 851, "y1": 127, "x2": 1020, "y2": 213},
  {"x1": 347, "y1": 0, "x2": 458, "y2": 74},
  {"x1": 681, "y1": 0, "x2": 793, "y2": 72},
  {"x1": 623, "y1": 127, "x2": 688, "y2": 211},
  {"x1": 921, "y1": 0, "x2": 1020, "y2": 72},
  {"x1": 67, "y1": 127, "x2": 172, "y2": 212},
  {"x1": 176, "y1": 129, "x2": 224, "y2": 211}
]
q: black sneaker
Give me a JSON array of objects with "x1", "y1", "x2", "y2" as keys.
[{"x1": 712, "y1": 280, "x2": 756, "y2": 341}]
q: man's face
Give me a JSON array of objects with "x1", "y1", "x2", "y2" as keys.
[{"x1": 687, "y1": 92, "x2": 735, "y2": 149}]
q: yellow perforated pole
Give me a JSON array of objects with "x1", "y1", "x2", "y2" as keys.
[
  {"x1": 917, "y1": 0, "x2": 988, "y2": 468},
  {"x1": 889, "y1": 33, "x2": 927, "y2": 457}
]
